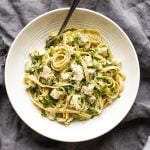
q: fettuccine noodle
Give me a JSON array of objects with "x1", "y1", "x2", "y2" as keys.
[{"x1": 24, "y1": 28, "x2": 125, "y2": 125}]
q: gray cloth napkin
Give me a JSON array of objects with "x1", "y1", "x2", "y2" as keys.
[{"x1": 0, "y1": 0, "x2": 150, "y2": 150}]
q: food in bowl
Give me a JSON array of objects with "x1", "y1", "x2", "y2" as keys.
[{"x1": 24, "y1": 28, "x2": 125, "y2": 125}]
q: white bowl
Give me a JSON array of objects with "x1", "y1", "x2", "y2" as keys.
[{"x1": 5, "y1": 8, "x2": 140, "y2": 142}]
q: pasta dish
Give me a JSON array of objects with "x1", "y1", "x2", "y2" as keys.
[{"x1": 24, "y1": 28, "x2": 125, "y2": 125}]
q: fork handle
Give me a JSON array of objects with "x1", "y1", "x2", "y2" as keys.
[{"x1": 57, "y1": 0, "x2": 82, "y2": 35}]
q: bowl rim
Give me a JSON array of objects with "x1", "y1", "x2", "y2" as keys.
[{"x1": 5, "y1": 7, "x2": 140, "y2": 142}]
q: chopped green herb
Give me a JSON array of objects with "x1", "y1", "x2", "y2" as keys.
[
  {"x1": 80, "y1": 79, "x2": 87, "y2": 86},
  {"x1": 75, "y1": 57, "x2": 80, "y2": 64},
  {"x1": 39, "y1": 77, "x2": 47, "y2": 84},
  {"x1": 118, "y1": 94, "x2": 120, "y2": 98},
  {"x1": 81, "y1": 94, "x2": 86, "y2": 99},
  {"x1": 95, "y1": 87, "x2": 107, "y2": 98},
  {"x1": 26, "y1": 85, "x2": 39, "y2": 94},
  {"x1": 39, "y1": 96, "x2": 56, "y2": 108},
  {"x1": 74, "y1": 36, "x2": 81, "y2": 43},
  {"x1": 41, "y1": 110, "x2": 47, "y2": 117},
  {"x1": 63, "y1": 85, "x2": 74, "y2": 94},
  {"x1": 88, "y1": 106, "x2": 98, "y2": 114}
]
